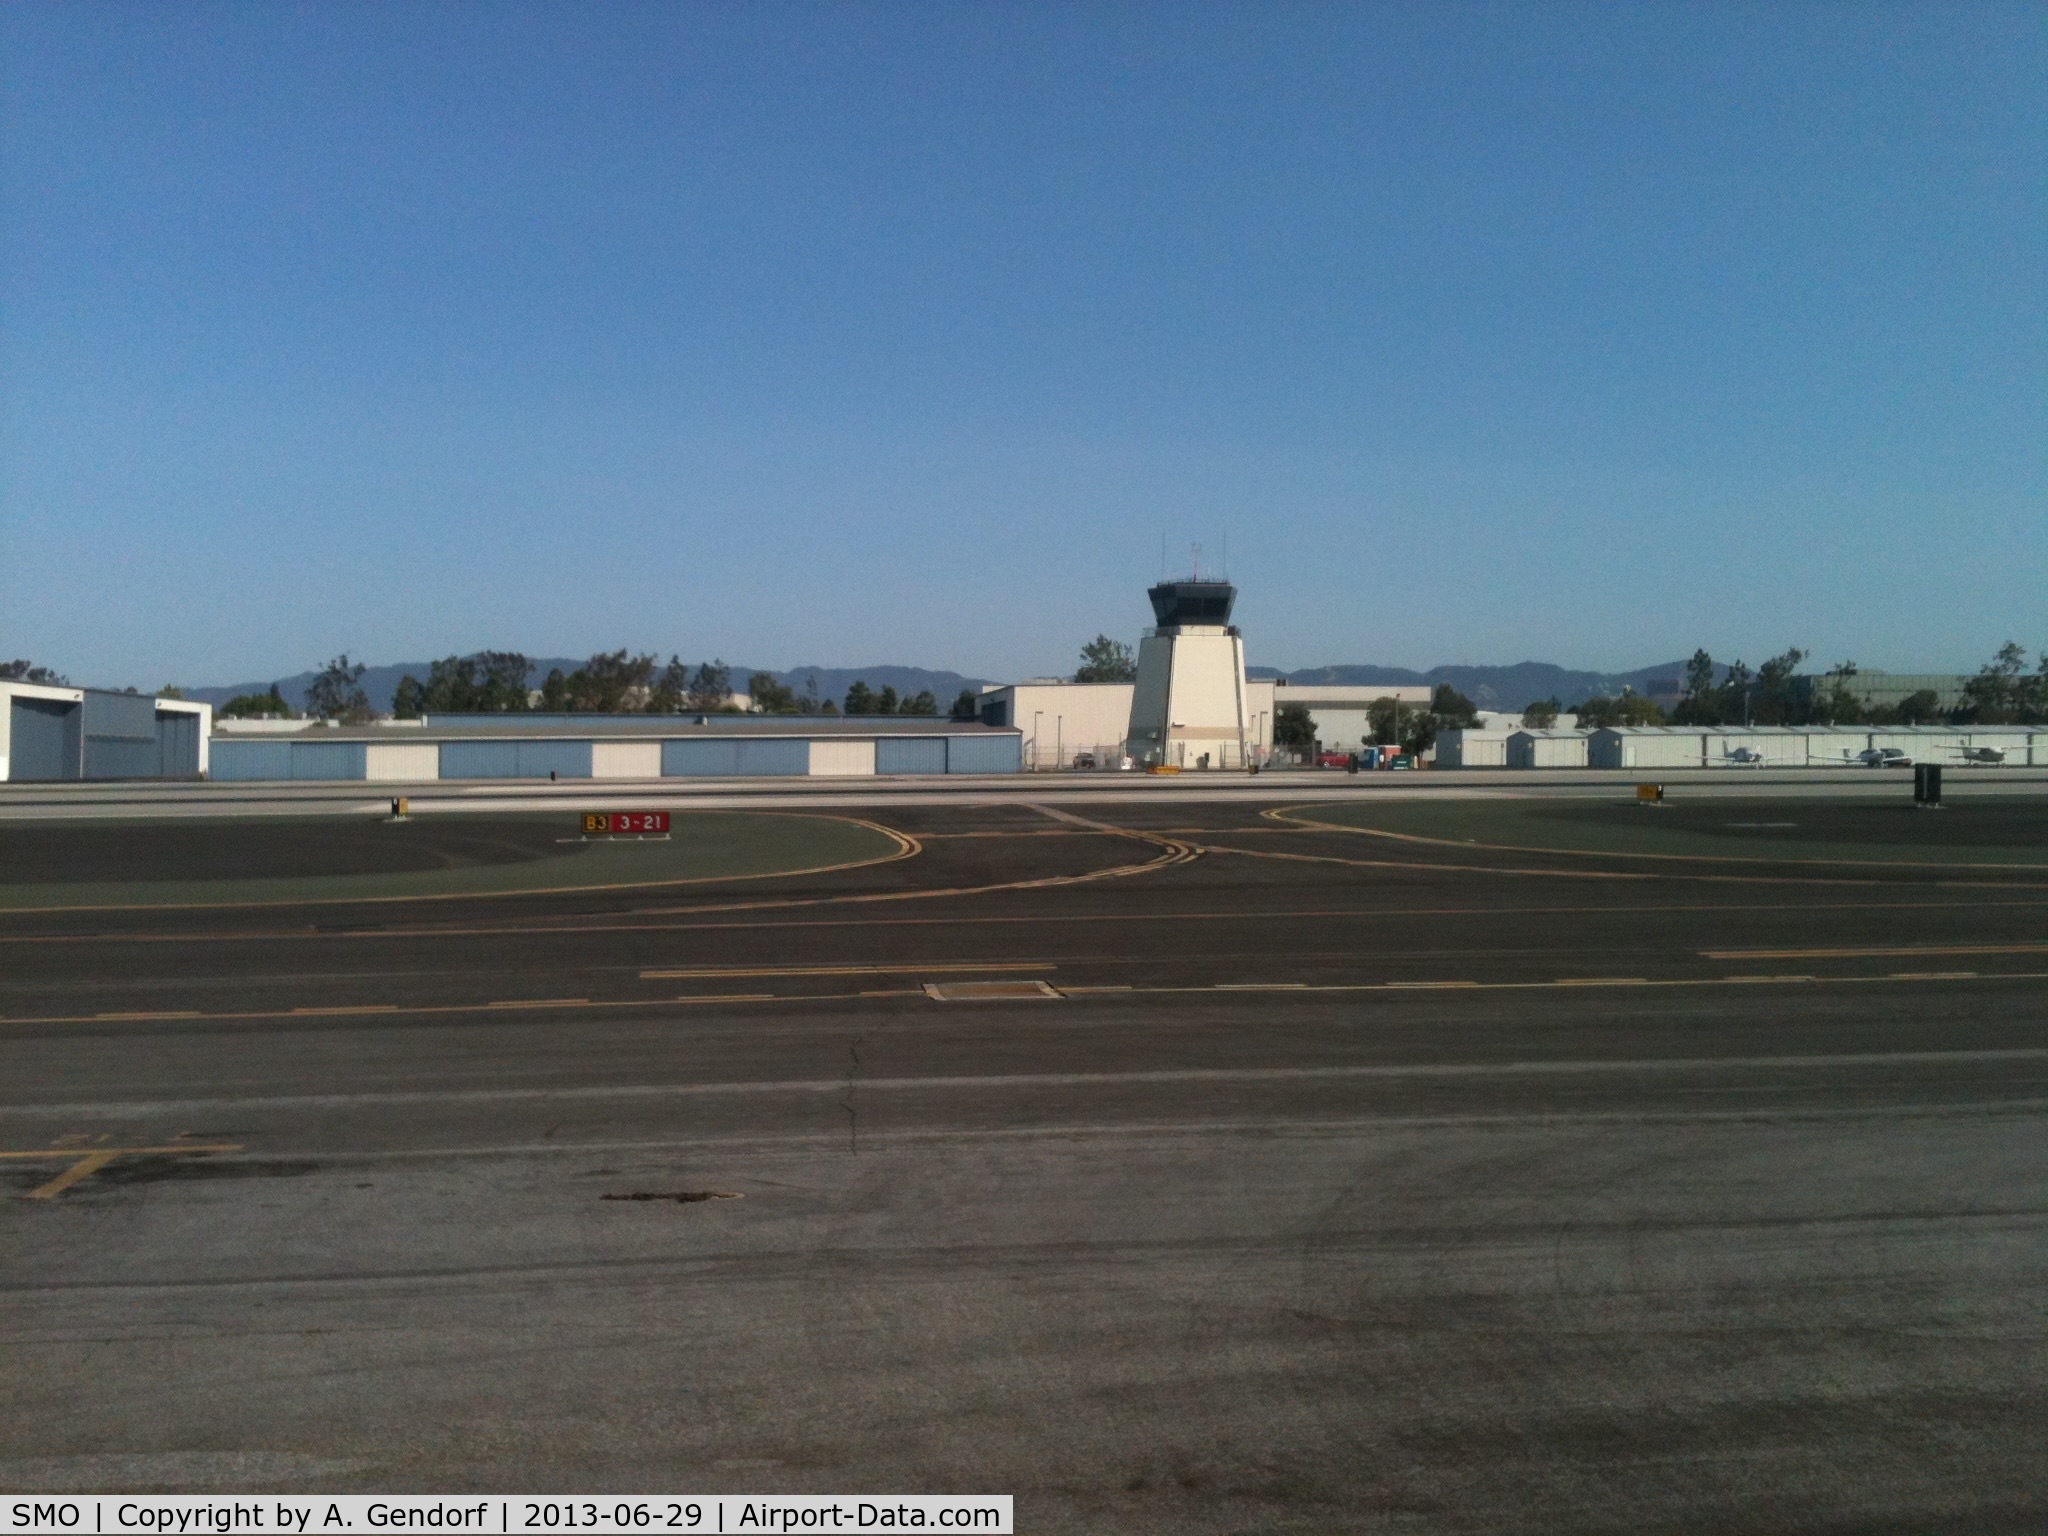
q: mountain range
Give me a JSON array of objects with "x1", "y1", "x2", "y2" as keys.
[
  {"x1": 1246, "y1": 660, "x2": 1690, "y2": 708},
  {"x1": 179, "y1": 661, "x2": 996, "y2": 715},
  {"x1": 178, "y1": 657, "x2": 1689, "y2": 714}
]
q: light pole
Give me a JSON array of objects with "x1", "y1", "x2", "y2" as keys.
[
  {"x1": 1032, "y1": 711, "x2": 1043, "y2": 771},
  {"x1": 1056, "y1": 715, "x2": 1064, "y2": 771}
]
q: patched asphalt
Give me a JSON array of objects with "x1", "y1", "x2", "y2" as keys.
[{"x1": 2, "y1": 792, "x2": 2045, "y2": 1531}]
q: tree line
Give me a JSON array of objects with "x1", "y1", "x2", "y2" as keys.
[
  {"x1": 1567, "y1": 643, "x2": 2048, "y2": 731},
  {"x1": 220, "y1": 652, "x2": 970, "y2": 722}
]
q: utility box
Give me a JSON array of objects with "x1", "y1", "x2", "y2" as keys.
[{"x1": 1914, "y1": 763, "x2": 1942, "y2": 806}]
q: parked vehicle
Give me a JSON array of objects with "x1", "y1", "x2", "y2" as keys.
[
  {"x1": 1317, "y1": 752, "x2": 1352, "y2": 769},
  {"x1": 1071, "y1": 752, "x2": 1096, "y2": 769}
]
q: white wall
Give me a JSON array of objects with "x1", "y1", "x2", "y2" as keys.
[
  {"x1": 808, "y1": 739, "x2": 876, "y2": 776},
  {"x1": 0, "y1": 681, "x2": 85, "y2": 781},
  {"x1": 1437, "y1": 730, "x2": 1510, "y2": 767},
  {"x1": 365, "y1": 742, "x2": 441, "y2": 781},
  {"x1": 591, "y1": 741, "x2": 662, "y2": 779}
]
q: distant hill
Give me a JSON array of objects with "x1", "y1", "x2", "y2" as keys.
[
  {"x1": 182, "y1": 652, "x2": 1700, "y2": 716},
  {"x1": 181, "y1": 659, "x2": 994, "y2": 714},
  {"x1": 1247, "y1": 660, "x2": 1693, "y2": 708}
]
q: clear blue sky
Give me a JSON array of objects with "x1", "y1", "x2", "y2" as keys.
[{"x1": 4, "y1": 1, "x2": 2042, "y2": 689}]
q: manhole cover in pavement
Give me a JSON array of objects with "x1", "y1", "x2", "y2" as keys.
[{"x1": 923, "y1": 980, "x2": 1063, "y2": 1001}]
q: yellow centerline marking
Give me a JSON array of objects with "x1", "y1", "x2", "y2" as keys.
[
  {"x1": 1890, "y1": 971, "x2": 1979, "y2": 980},
  {"x1": 24, "y1": 1151, "x2": 122, "y2": 1200},
  {"x1": 0, "y1": 812, "x2": 924, "y2": 914},
  {"x1": 1261, "y1": 804, "x2": 2048, "y2": 873},
  {"x1": 1209, "y1": 827, "x2": 2048, "y2": 892},
  {"x1": 1703, "y1": 943, "x2": 2048, "y2": 960},
  {"x1": 94, "y1": 1010, "x2": 201, "y2": 1020},
  {"x1": 641, "y1": 961, "x2": 1052, "y2": 980},
  {"x1": 1555, "y1": 977, "x2": 1650, "y2": 986},
  {"x1": 674, "y1": 993, "x2": 778, "y2": 1003},
  {"x1": 486, "y1": 997, "x2": 590, "y2": 1009},
  {"x1": 290, "y1": 1004, "x2": 401, "y2": 1016}
]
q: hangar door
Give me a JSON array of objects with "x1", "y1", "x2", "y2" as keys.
[
  {"x1": 439, "y1": 740, "x2": 592, "y2": 779},
  {"x1": 875, "y1": 738, "x2": 947, "y2": 775},
  {"x1": 662, "y1": 739, "x2": 808, "y2": 777},
  {"x1": 82, "y1": 691, "x2": 159, "y2": 779},
  {"x1": 155, "y1": 710, "x2": 201, "y2": 776},
  {"x1": 946, "y1": 735, "x2": 1022, "y2": 774},
  {"x1": 9, "y1": 697, "x2": 80, "y2": 780}
]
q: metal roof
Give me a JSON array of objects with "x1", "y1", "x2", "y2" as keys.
[{"x1": 286, "y1": 717, "x2": 1017, "y2": 741}]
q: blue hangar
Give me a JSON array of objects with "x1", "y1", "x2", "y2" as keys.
[{"x1": 208, "y1": 714, "x2": 1023, "y2": 782}]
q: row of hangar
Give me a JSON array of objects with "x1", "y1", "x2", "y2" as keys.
[
  {"x1": 1440, "y1": 724, "x2": 2048, "y2": 769},
  {"x1": 206, "y1": 717, "x2": 1024, "y2": 781},
  {"x1": 0, "y1": 682, "x2": 211, "y2": 782}
]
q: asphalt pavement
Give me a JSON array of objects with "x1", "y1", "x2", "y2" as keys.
[{"x1": 2, "y1": 792, "x2": 2044, "y2": 1533}]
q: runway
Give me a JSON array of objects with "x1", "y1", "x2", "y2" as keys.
[{"x1": 2, "y1": 793, "x2": 2044, "y2": 1532}]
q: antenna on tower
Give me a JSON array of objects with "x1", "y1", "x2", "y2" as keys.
[
  {"x1": 1220, "y1": 531, "x2": 1228, "y2": 580},
  {"x1": 1191, "y1": 542, "x2": 1202, "y2": 580}
]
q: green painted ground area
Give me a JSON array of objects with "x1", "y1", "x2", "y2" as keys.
[
  {"x1": 1295, "y1": 795, "x2": 2048, "y2": 869},
  {"x1": 0, "y1": 811, "x2": 902, "y2": 909}
]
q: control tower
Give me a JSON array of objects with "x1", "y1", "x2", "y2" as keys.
[{"x1": 1125, "y1": 578, "x2": 1251, "y2": 769}]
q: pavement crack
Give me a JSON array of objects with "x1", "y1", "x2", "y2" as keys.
[{"x1": 843, "y1": 1035, "x2": 864, "y2": 1155}]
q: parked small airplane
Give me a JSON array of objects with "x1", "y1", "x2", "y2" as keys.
[
  {"x1": 1857, "y1": 747, "x2": 1914, "y2": 768},
  {"x1": 1951, "y1": 745, "x2": 2007, "y2": 765},
  {"x1": 1724, "y1": 746, "x2": 1768, "y2": 766}
]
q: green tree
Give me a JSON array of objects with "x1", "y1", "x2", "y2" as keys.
[
  {"x1": 1959, "y1": 641, "x2": 2030, "y2": 723},
  {"x1": 749, "y1": 672, "x2": 798, "y2": 714},
  {"x1": 0, "y1": 659, "x2": 69, "y2": 685},
  {"x1": 686, "y1": 660, "x2": 733, "y2": 713},
  {"x1": 900, "y1": 689, "x2": 938, "y2": 716},
  {"x1": 949, "y1": 689, "x2": 979, "y2": 722},
  {"x1": 844, "y1": 681, "x2": 877, "y2": 715},
  {"x1": 1573, "y1": 693, "x2": 1668, "y2": 729},
  {"x1": 1752, "y1": 647, "x2": 1807, "y2": 725},
  {"x1": 305, "y1": 655, "x2": 371, "y2": 722},
  {"x1": 1273, "y1": 702, "x2": 1315, "y2": 752},
  {"x1": 875, "y1": 685, "x2": 900, "y2": 715},
  {"x1": 647, "y1": 656, "x2": 690, "y2": 713},
  {"x1": 1430, "y1": 684, "x2": 1479, "y2": 727},
  {"x1": 1523, "y1": 698, "x2": 1560, "y2": 729},
  {"x1": 221, "y1": 684, "x2": 293, "y2": 718},
  {"x1": 157, "y1": 685, "x2": 185, "y2": 700},
  {"x1": 555, "y1": 650, "x2": 658, "y2": 712},
  {"x1": 1672, "y1": 650, "x2": 1724, "y2": 725},
  {"x1": 1075, "y1": 635, "x2": 1137, "y2": 683},
  {"x1": 1810, "y1": 661, "x2": 1863, "y2": 726},
  {"x1": 392, "y1": 675, "x2": 426, "y2": 719},
  {"x1": 1367, "y1": 696, "x2": 1407, "y2": 747},
  {"x1": 472, "y1": 651, "x2": 533, "y2": 711}
]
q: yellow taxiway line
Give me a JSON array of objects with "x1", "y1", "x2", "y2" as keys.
[
  {"x1": 640, "y1": 960, "x2": 1054, "y2": 980},
  {"x1": 1702, "y1": 942, "x2": 2048, "y2": 960},
  {"x1": 5, "y1": 1141, "x2": 244, "y2": 1201}
]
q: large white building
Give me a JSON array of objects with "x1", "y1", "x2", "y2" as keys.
[
  {"x1": 0, "y1": 681, "x2": 210, "y2": 782},
  {"x1": 1270, "y1": 682, "x2": 1434, "y2": 755}
]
